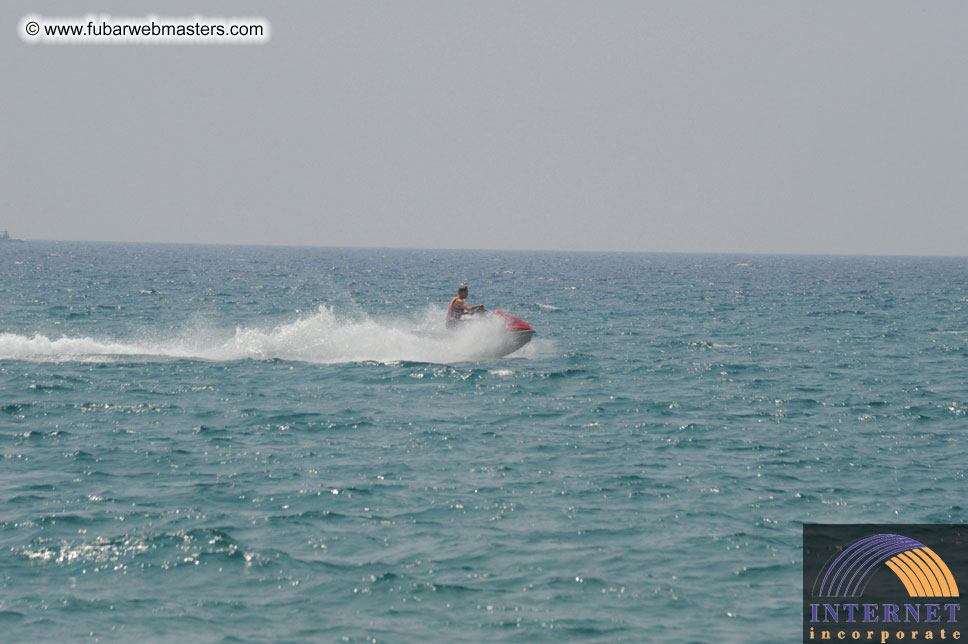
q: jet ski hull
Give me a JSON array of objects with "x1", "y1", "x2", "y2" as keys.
[
  {"x1": 499, "y1": 329, "x2": 535, "y2": 356},
  {"x1": 490, "y1": 310, "x2": 535, "y2": 356}
]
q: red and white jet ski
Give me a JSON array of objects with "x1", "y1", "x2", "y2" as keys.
[
  {"x1": 412, "y1": 309, "x2": 535, "y2": 358},
  {"x1": 491, "y1": 310, "x2": 535, "y2": 356}
]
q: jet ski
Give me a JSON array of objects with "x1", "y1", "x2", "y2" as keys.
[
  {"x1": 491, "y1": 310, "x2": 535, "y2": 356},
  {"x1": 412, "y1": 309, "x2": 535, "y2": 358}
]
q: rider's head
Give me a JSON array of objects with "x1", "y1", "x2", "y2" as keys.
[{"x1": 458, "y1": 284, "x2": 468, "y2": 297}]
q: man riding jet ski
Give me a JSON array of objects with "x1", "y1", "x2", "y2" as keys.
[{"x1": 443, "y1": 283, "x2": 535, "y2": 356}]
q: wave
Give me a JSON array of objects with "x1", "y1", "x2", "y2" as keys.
[{"x1": 0, "y1": 306, "x2": 537, "y2": 365}]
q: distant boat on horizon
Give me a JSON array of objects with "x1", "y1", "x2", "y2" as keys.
[{"x1": 0, "y1": 230, "x2": 24, "y2": 242}]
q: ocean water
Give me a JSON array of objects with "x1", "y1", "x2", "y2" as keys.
[{"x1": 1, "y1": 242, "x2": 965, "y2": 643}]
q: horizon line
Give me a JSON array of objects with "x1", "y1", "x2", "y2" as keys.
[{"x1": 7, "y1": 237, "x2": 968, "y2": 260}]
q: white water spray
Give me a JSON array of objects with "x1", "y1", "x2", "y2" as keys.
[{"x1": 0, "y1": 305, "x2": 538, "y2": 364}]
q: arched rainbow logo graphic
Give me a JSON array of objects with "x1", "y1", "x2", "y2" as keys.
[{"x1": 814, "y1": 533, "x2": 959, "y2": 598}]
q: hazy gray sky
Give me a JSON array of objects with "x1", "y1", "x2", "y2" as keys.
[{"x1": 3, "y1": 1, "x2": 967, "y2": 254}]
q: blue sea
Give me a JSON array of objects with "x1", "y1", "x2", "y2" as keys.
[{"x1": 1, "y1": 242, "x2": 965, "y2": 643}]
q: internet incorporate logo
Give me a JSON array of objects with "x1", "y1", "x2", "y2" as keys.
[
  {"x1": 803, "y1": 525, "x2": 965, "y2": 644},
  {"x1": 815, "y1": 534, "x2": 959, "y2": 599}
]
